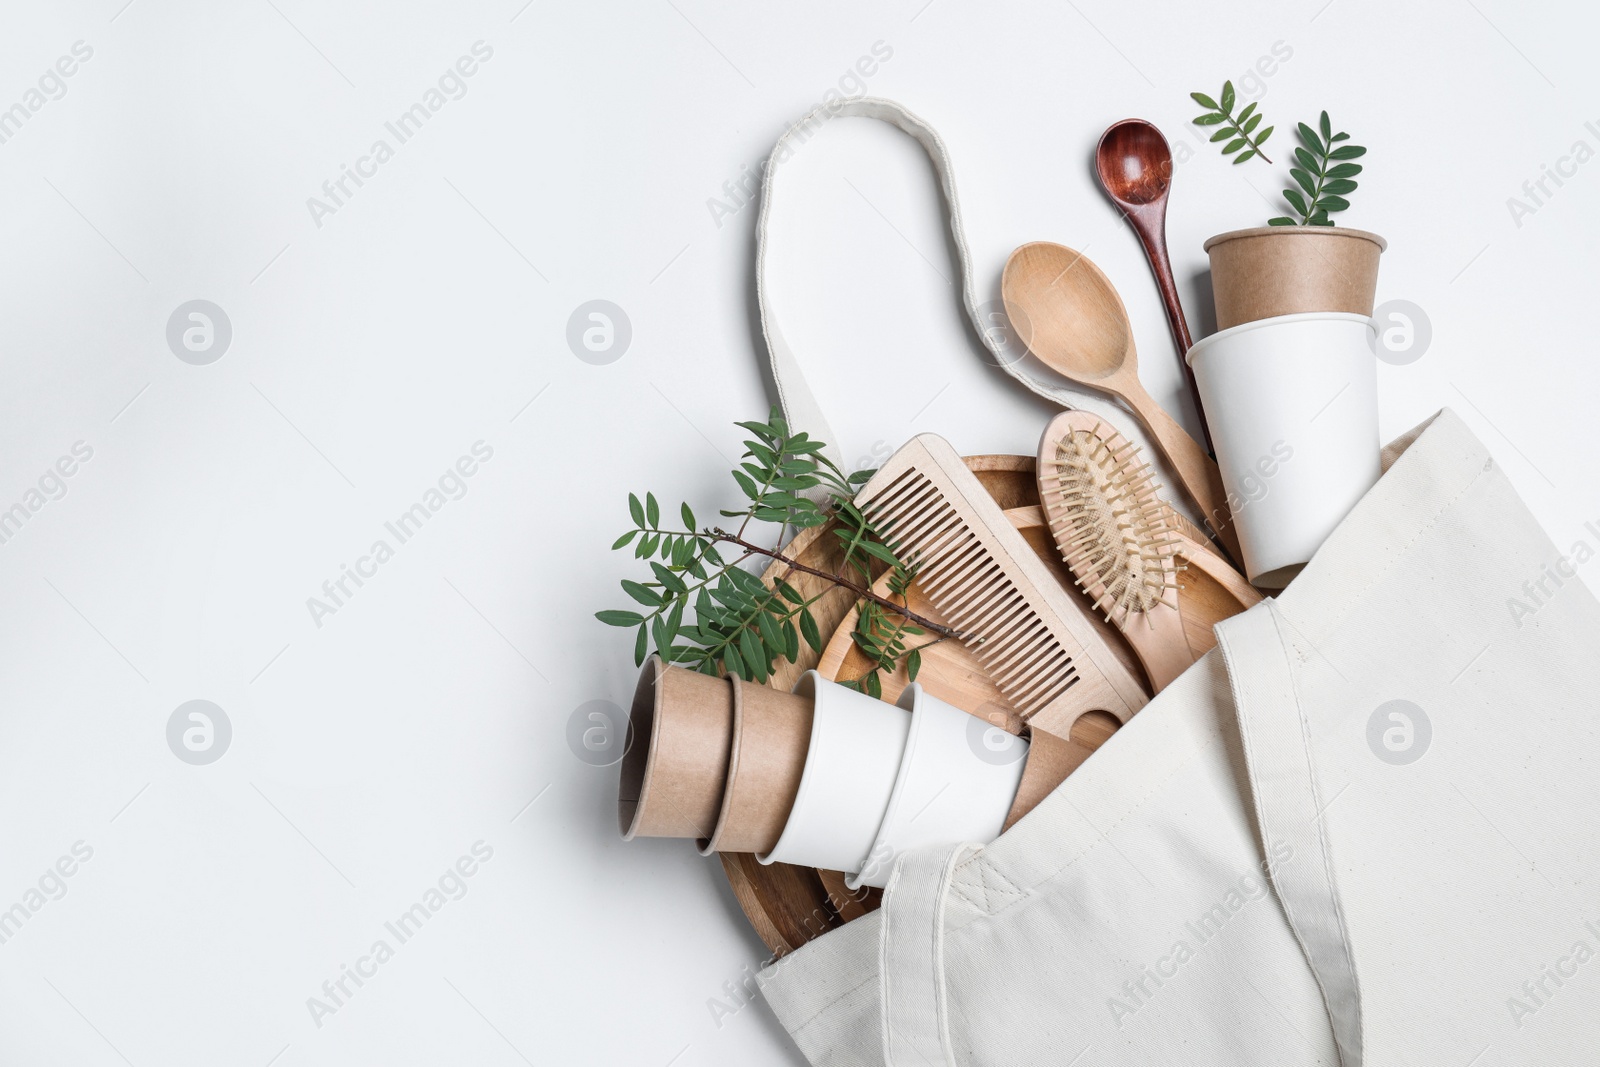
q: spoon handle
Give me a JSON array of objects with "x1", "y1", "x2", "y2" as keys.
[
  {"x1": 1123, "y1": 204, "x2": 1212, "y2": 454},
  {"x1": 1119, "y1": 379, "x2": 1243, "y2": 566}
]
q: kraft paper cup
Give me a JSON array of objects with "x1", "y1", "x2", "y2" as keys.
[
  {"x1": 849, "y1": 685, "x2": 1028, "y2": 890},
  {"x1": 701, "y1": 678, "x2": 814, "y2": 856},
  {"x1": 617, "y1": 656, "x2": 734, "y2": 841},
  {"x1": 759, "y1": 672, "x2": 912, "y2": 874},
  {"x1": 1205, "y1": 226, "x2": 1386, "y2": 331},
  {"x1": 1186, "y1": 312, "x2": 1382, "y2": 588}
]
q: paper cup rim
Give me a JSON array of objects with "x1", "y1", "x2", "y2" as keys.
[
  {"x1": 1186, "y1": 311, "x2": 1375, "y2": 367},
  {"x1": 1202, "y1": 225, "x2": 1387, "y2": 253},
  {"x1": 619, "y1": 657, "x2": 735, "y2": 842}
]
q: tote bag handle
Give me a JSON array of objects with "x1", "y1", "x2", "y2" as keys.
[
  {"x1": 1215, "y1": 600, "x2": 1364, "y2": 1066},
  {"x1": 755, "y1": 96, "x2": 1182, "y2": 493}
]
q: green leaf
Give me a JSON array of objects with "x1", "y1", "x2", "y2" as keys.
[
  {"x1": 1319, "y1": 110, "x2": 1332, "y2": 141},
  {"x1": 621, "y1": 580, "x2": 661, "y2": 607},
  {"x1": 723, "y1": 641, "x2": 746, "y2": 680},
  {"x1": 1282, "y1": 189, "x2": 1309, "y2": 216},
  {"x1": 864, "y1": 671, "x2": 882, "y2": 699},
  {"x1": 1209, "y1": 127, "x2": 1237, "y2": 143},
  {"x1": 1267, "y1": 217, "x2": 1298, "y2": 226},
  {"x1": 858, "y1": 540, "x2": 900, "y2": 566},
  {"x1": 1222, "y1": 138, "x2": 1247, "y2": 155},
  {"x1": 1291, "y1": 168, "x2": 1316, "y2": 196},
  {"x1": 1220, "y1": 81, "x2": 1235, "y2": 113},
  {"x1": 645, "y1": 493, "x2": 659, "y2": 528},
  {"x1": 1330, "y1": 131, "x2": 1350, "y2": 143},
  {"x1": 1237, "y1": 101, "x2": 1257, "y2": 124},
  {"x1": 596, "y1": 609, "x2": 643, "y2": 627},
  {"x1": 726, "y1": 567, "x2": 768, "y2": 596},
  {"x1": 650, "y1": 562, "x2": 687, "y2": 593},
  {"x1": 906, "y1": 649, "x2": 922, "y2": 682},
  {"x1": 739, "y1": 628, "x2": 766, "y2": 682},
  {"x1": 1190, "y1": 91, "x2": 1219, "y2": 110},
  {"x1": 782, "y1": 619, "x2": 799, "y2": 661},
  {"x1": 664, "y1": 600, "x2": 684, "y2": 645},
  {"x1": 1297, "y1": 122, "x2": 1324, "y2": 156},
  {"x1": 731, "y1": 469, "x2": 758, "y2": 499},
  {"x1": 756, "y1": 609, "x2": 785, "y2": 654},
  {"x1": 800, "y1": 609, "x2": 822, "y2": 652},
  {"x1": 1317, "y1": 195, "x2": 1350, "y2": 212},
  {"x1": 1257, "y1": 125, "x2": 1273, "y2": 144},
  {"x1": 1193, "y1": 112, "x2": 1226, "y2": 125},
  {"x1": 681, "y1": 502, "x2": 696, "y2": 529},
  {"x1": 634, "y1": 623, "x2": 649, "y2": 666},
  {"x1": 1322, "y1": 178, "x2": 1358, "y2": 195},
  {"x1": 1232, "y1": 149, "x2": 1256, "y2": 164},
  {"x1": 1295, "y1": 146, "x2": 1317, "y2": 171},
  {"x1": 1242, "y1": 112, "x2": 1262, "y2": 134},
  {"x1": 611, "y1": 529, "x2": 638, "y2": 550},
  {"x1": 1326, "y1": 162, "x2": 1363, "y2": 179},
  {"x1": 628, "y1": 493, "x2": 645, "y2": 528},
  {"x1": 1329, "y1": 145, "x2": 1366, "y2": 160}
]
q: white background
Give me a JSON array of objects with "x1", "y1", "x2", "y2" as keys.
[{"x1": 1, "y1": 1, "x2": 1596, "y2": 1064}]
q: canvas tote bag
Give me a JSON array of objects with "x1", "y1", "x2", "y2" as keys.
[{"x1": 751, "y1": 99, "x2": 1600, "y2": 1066}]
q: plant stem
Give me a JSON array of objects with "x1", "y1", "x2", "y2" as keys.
[{"x1": 710, "y1": 527, "x2": 966, "y2": 640}]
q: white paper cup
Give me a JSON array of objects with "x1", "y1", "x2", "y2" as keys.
[
  {"x1": 759, "y1": 672, "x2": 912, "y2": 874},
  {"x1": 1186, "y1": 312, "x2": 1382, "y2": 588},
  {"x1": 849, "y1": 685, "x2": 1028, "y2": 889}
]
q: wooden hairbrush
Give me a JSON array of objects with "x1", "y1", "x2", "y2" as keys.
[{"x1": 1037, "y1": 411, "x2": 1196, "y2": 692}]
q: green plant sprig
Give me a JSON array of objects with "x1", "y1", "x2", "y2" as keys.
[
  {"x1": 1269, "y1": 111, "x2": 1365, "y2": 226},
  {"x1": 1191, "y1": 81, "x2": 1274, "y2": 165},
  {"x1": 847, "y1": 562, "x2": 939, "y2": 699},
  {"x1": 595, "y1": 409, "x2": 960, "y2": 687}
]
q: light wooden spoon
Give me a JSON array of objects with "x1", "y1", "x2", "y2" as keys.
[{"x1": 1002, "y1": 241, "x2": 1243, "y2": 565}]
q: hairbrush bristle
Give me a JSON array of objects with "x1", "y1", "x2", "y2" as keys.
[{"x1": 1048, "y1": 427, "x2": 1180, "y2": 626}]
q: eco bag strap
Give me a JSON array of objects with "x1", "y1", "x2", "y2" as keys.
[
  {"x1": 1214, "y1": 600, "x2": 1363, "y2": 1067},
  {"x1": 876, "y1": 842, "x2": 977, "y2": 1067},
  {"x1": 755, "y1": 96, "x2": 1150, "y2": 472}
]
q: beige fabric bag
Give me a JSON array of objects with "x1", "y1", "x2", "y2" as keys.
[{"x1": 758, "y1": 409, "x2": 1600, "y2": 1066}]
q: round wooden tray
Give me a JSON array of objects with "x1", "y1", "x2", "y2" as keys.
[{"x1": 718, "y1": 454, "x2": 1257, "y2": 956}]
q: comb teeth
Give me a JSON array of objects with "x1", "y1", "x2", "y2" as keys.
[{"x1": 865, "y1": 468, "x2": 1081, "y2": 716}]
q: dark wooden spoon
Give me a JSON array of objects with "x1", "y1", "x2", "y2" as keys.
[{"x1": 1095, "y1": 119, "x2": 1211, "y2": 453}]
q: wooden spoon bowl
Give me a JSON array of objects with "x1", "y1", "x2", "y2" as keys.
[{"x1": 1095, "y1": 119, "x2": 1174, "y2": 207}]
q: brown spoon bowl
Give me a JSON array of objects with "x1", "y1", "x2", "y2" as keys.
[{"x1": 1096, "y1": 119, "x2": 1173, "y2": 208}]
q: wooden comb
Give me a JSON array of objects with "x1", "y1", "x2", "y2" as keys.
[{"x1": 856, "y1": 434, "x2": 1149, "y2": 824}]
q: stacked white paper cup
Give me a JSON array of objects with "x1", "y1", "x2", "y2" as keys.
[
  {"x1": 850, "y1": 684, "x2": 1027, "y2": 889},
  {"x1": 761, "y1": 673, "x2": 1028, "y2": 883},
  {"x1": 1186, "y1": 312, "x2": 1382, "y2": 588},
  {"x1": 759, "y1": 672, "x2": 912, "y2": 873}
]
